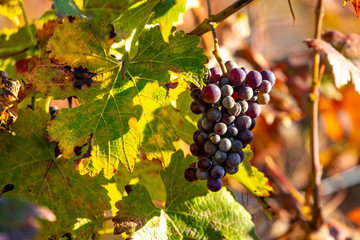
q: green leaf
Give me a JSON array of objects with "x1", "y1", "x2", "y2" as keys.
[
  {"x1": 0, "y1": 108, "x2": 110, "y2": 239},
  {"x1": 45, "y1": 17, "x2": 206, "y2": 178},
  {"x1": 112, "y1": 0, "x2": 160, "y2": 42},
  {"x1": 82, "y1": 0, "x2": 133, "y2": 22},
  {"x1": 0, "y1": 25, "x2": 36, "y2": 57},
  {"x1": 52, "y1": 0, "x2": 84, "y2": 18},
  {"x1": 113, "y1": 151, "x2": 258, "y2": 239},
  {"x1": 151, "y1": 0, "x2": 187, "y2": 42},
  {"x1": 231, "y1": 146, "x2": 273, "y2": 197}
]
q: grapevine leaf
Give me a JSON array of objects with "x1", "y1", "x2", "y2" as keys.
[
  {"x1": 151, "y1": 0, "x2": 187, "y2": 42},
  {"x1": 52, "y1": 0, "x2": 84, "y2": 18},
  {"x1": 305, "y1": 39, "x2": 360, "y2": 94},
  {"x1": 113, "y1": 151, "x2": 258, "y2": 239},
  {"x1": 0, "y1": 25, "x2": 36, "y2": 57},
  {"x1": 0, "y1": 0, "x2": 21, "y2": 26},
  {"x1": 231, "y1": 146, "x2": 273, "y2": 197},
  {"x1": 114, "y1": 159, "x2": 166, "y2": 201},
  {"x1": 0, "y1": 108, "x2": 110, "y2": 239},
  {"x1": 82, "y1": 0, "x2": 133, "y2": 22},
  {"x1": 45, "y1": 17, "x2": 206, "y2": 178},
  {"x1": 112, "y1": 0, "x2": 161, "y2": 41}
]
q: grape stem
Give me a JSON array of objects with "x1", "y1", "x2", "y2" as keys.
[
  {"x1": 206, "y1": 0, "x2": 227, "y2": 75},
  {"x1": 309, "y1": 0, "x2": 324, "y2": 230},
  {"x1": 189, "y1": 0, "x2": 254, "y2": 37}
]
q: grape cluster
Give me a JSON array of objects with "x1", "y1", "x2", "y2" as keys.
[{"x1": 184, "y1": 61, "x2": 276, "y2": 192}]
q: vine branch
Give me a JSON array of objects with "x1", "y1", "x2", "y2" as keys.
[
  {"x1": 309, "y1": 0, "x2": 324, "y2": 230},
  {"x1": 189, "y1": 0, "x2": 254, "y2": 36},
  {"x1": 207, "y1": 0, "x2": 226, "y2": 74}
]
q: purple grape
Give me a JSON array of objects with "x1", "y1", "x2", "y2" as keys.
[
  {"x1": 221, "y1": 111, "x2": 235, "y2": 125},
  {"x1": 190, "y1": 88, "x2": 202, "y2": 99},
  {"x1": 202, "y1": 84, "x2": 221, "y2": 104},
  {"x1": 221, "y1": 85, "x2": 233, "y2": 97},
  {"x1": 196, "y1": 169, "x2": 210, "y2": 180},
  {"x1": 190, "y1": 100, "x2": 204, "y2": 114},
  {"x1": 197, "y1": 116, "x2": 206, "y2": 130},
  {"x1": 207, "y1": 178, "x2": 222, "y2": 192},
  {"x1": 219, "y1": 77, "x2": 230, "y2": 86},
  {"x1": 257, "y1": 93, "x2": 270, "y2": 105},
  {"x1": 246, "y1": 70, "x2": 262, "y2": 88},
  {"x1": 193, "y1": 130, "x2": 203, "y2": 145},
  {"x1": 184, "y1": 168, "x2": 197, "y2": 182},
  {"x1": 225, "y1": 60, "x2": 239, "y2": 73},
  {"x1": 226, "y1": 152, "x2": 241, "y2": 167},
  {"x1": 258, "y1": 80, "x2": 272, "y2": 93},
  {"x1": 204, "y1": 140, "x2": 218, "y2": 155},
  {"x1": 249, "y1": 118, "x2": 256, "y2": 131},
  {"x1": 231, "y1": 140, "x2": 243, "y2": 152},
  {"x1": 197, "y1": 132, "x2": 208, "y2": 145},
  {"x1": 222, "y1": 96, "x2": 235, "y2": 109},
  {"x1": 241, "y1": 67, "x2": 249, "y2": 74},
  {"x1": 214, "y1": 122, "x2": 227, "y2": 136},
  {"x1": 209, "y1": 67, "x2": 222, "y2": 83},
  {"x1": 229, "y1": 68, "x2": 246, "y2": 86},
  {"x1": 201, "y1": 117, "x2": 214, "y2": 131},
  {"x1": 190, "y1": 143, "x2": 204, "y2": 156},
  {"x1": 246, "y1": 101, "x2": 261, "y2": 118},
  {"x1": 218, "y1": 138, "x2": 232, "y2": 152},
  {"x1": 260, "y1": 70, "x2": 276, "y2": 86},
  {"x1": 206, "y1": 108, "x2": 222, "y2": 122},
  {"x1": 226, "y1": 125, "x2": 238, "y2": 137},
  {"x1": 210, "y1": 133, "x2": 221, "y2": 144},
  {"x1": 198, "y1": 157, "x2": 211, "y2": 170},
  {"x1": 237, "y1": 85, "x2": 253, "y2": 101},
  {"x1": 239, "y1": 150, "x2": 245, "y2": 161},
  {"x1": 214, "y1": 150, "x2": 227, "y2": 163},
  {"x1": 224, "y1": 165, "x2": 239, "y2": 175},
  {"x1": 227, "y1": 102, "x2": 241, "y2": 116},
  {"x1": 235, "y1": 115, "x2": 252, "y2": 131},
  {"x1": 211, "y1": 165, "x2": 225, "y2": 179},
  {"x1": 238, "y1": 100, "x2": 248, "y2": 113},
  {"x1": 237, "y1": 130, "x2": 253, "y2": 145}
]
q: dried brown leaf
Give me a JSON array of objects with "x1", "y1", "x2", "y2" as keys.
[{"x1": 305, "y1": 39, "x2": 360, "y2": 93}]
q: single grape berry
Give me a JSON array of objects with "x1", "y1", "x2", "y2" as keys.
[
  {"x1": 226, "y1": 152, "x2": 241, "y2": 167},
  {"x1": 221, "y1": 85, "x2": 234, "y2": 97},
  {"x1": 207, "y1": 178, "x2": 222, "y2": 192},
  {"x1": 197, "y1": 116, "x2": 206, "y2": 130},
  {"x1": 198, "y1": 157, "x2": 212, "y2": 170},
  {"x1": 209, "y1": 133, "x2": 221, "y2": 144},
  {"x1": 258, "y1": 80, "x2": 272, "y2": 93},
  {"x1": 226, "y1": 125, "x2": 238, "y2": 137},
  {"x1": 238, "y1": 100, "x2": 248, "y2": 113},
  {"x1": 221, "y1": 112, "x2": 235, "y2": 125},
  {"x1": 246, "y1": 101, "x2": 261, "y2": 118},
  {"x1": 184, "y1": 168, "x2": 197, "y2": 182},
  {"x1": 225, "y1": 60, "x2": 239, "y2": 73},
  {"x1": 214, "y1": 150, "x2": 227, "y2": 163},
  {"x1": 246, "y1": 70, "x2": 262, "y2": 88},
  {"x1": 237, "y1": 130, "x2": 254, "y2": 145},
  {"x1": 222, "y1": 96, "x2": 235, "y2": 109},
  {"x1": 224, "y1": 165, "x2": 239, "y2": 175},
  {"x1": 220, "y1": 77, "x2": 230, "y2": 86},
  {"x1": 214, "y1": 122, "x2": 227, "y2": 136},
  {"x1": 235, "y1": 115, "x2": 252, "y2": 131},
  {"x1": 249, "y1": 118, "x2": 256, "y2": 131},
  {"x1": 231, "y1": 140, "x2": 244, "y2": 152},
  {"x1": 202, "y1": 84, "x2": 221, "y2": 104},
  {"x1": 190, "y1": 143, "x2": 204, "y2": 156},
  {"x1": 218, "y1": 138, "x2": 232, "y2": 152},
  {"x1": 201, "y1": 117, "x2": 214, "y2": 131},
  {"x1": 207, "y1": 108, "x2": 222, "y2": 122},
  {"x1": 227, "y1": 102, "x2": 241, "y2": 116},
  {"x1": 193, "y1": 130, "x2": 203, "y2": 145},
  {"x1": 204, "y1": 140, "x2": 218, "y2": 155},
  {"x1": 260, "y1": 70, "x2": 276, "y2": 86},
  {"x1": 211, "y1": 165, "x2": 226, "y2": 179},
  {"x1": 198, "y1": 132, "x2": 208, "y2": 144},
  {"x1": 257, "y1": 92, "x2": 270, "y2": 105},
  {"x1": 190, "y1": 88, "x2": 202, "y2": 99},
  {"x1": 196, "y1": 169, "x2": 210, "y2": 180},
  {"x1": 229, "y1": 68, "x2": 246, "y2": 86},
  {"x1": 190, "y1": 100, "x2": 205, "y2": 115},
  {"x1": 237, "y1": 85, "x2": 253, "y2": 101},
  {"x1": 209, "y1": 67, "x2": 222, "y2": 83}
]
